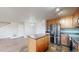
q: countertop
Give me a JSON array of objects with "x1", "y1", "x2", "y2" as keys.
[{"x1": 28, "y1": 34, "x2": 49, "y2": 40}]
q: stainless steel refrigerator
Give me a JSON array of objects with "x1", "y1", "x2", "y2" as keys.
[{"x1": 50, "y1": 24, "x2": 60, "y2": 45}]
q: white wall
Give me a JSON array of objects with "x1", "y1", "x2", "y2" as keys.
[
  {"x1": 17, "y1": 23, "x2": 25, "y2": 37},
  {"x1": 0, "y1": 17, "x2": 46, "y2": 38},
  {"x1": 24, "y1": 17, "x2": 46, "y2": 36},
  {"x1": 24, "y1": 18, "x2": 36, "y2": 36},
  {"x1": 0, "y1": 22, "x2": 25, "y2": 38},
  {"x1": 35, "y1": 19, "x2": 46, "y2": 34}
]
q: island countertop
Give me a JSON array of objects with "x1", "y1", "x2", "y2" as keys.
[{"x1": 28, "y1": 34, "x2": 49, "y2": 40}]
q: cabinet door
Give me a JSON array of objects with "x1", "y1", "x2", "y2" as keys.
[
  {"x1": 72, "y1": 41, "x2": 78, "y2": 52},
  {"x1": 28, "y1": 38, "x2": 36, "y2": 52},
  {"x1": 61, "y1": 36, "x2": 69, "y2": 46},
  {"x1": 44, "y1": 36, "x2": 49, "y2": 50},
  {"x1": 77, "y1": 45, "x2": 79, "y2": 52},
  {"x1": 36, "y1": 38, "x2": 45, "y2": 52}
]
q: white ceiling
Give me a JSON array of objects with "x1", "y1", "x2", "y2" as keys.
[{"x1": 0, "y1": 7, "x2": 78, "y2": 22}]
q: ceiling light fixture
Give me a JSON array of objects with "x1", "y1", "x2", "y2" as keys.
[
  {"x1": 56, "y1": 8, "x2": 60, "y2": 12},
  {"x1": 60, "y1": 19, "x2": 66, "y2": 24},
  {"x1": 58, "y1": 11, "x2": 63, "y2": 16}
]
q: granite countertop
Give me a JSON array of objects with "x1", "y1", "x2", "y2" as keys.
[{"x1": 28, "y1": 34, "x2": 48, "y2": 40}]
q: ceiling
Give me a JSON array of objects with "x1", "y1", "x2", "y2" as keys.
[{"x1": 0, "y1": 7, "x2": 78, "y2": 22}]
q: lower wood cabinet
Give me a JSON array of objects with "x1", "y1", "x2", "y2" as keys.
[
  {"x1": 77, "y1": 45, "x2": 79, "y2": 52},
  {"x1": 75, "y1": 44, "x2": 78, "y2": 52},
  {"x1": 36, "y1": 35, "x2": 49, "y2": 52},
  {"x1": 44, "y1": 36, "x2": 49, "y2": 50},
  {"x1": 61, "y1": 35, "x2": 70, "y2": 46},
  {"x1": 36, "y1": 37, "x2": 45, "y2": 52},
  {"x1": 28, "y1": 34, "x2": 49, "y2": 52}
]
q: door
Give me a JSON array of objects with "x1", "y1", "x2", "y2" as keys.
[{"x1": 50, "y1": 24, "x2": 60, "y2": 45}]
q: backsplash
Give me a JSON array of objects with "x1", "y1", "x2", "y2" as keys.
[
  {"x1": 61, "y1": 28, "x2": 79, "y2": 38},
  {"x1": 61, "y1": 28, "x2": 79, "y2": 33}
]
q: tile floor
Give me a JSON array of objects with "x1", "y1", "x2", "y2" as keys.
[
  {"x1": 0, "y1": 38, "x2": 71, "y2": 52},
  {"x1": 20, "y1": 43, "x2": 70, "y2": 52},
  {"x1": 46, "y1": 43, "x2": 70, "y2": 52}
]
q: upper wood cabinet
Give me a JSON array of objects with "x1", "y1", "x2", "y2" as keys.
[
  {"x1": 72, "y1": 10, "x2": 79, "y2": 28},
  {"x1": 59, "y1": 16, "x2": 73, "y2": 28},
  {"x1": 46, "y1": 10, "x2": 79, "y2": 29},
  {"x1": 46, "y1": 16, "x2": 73, "y2": 29},
  {"x1": 46, "y1": 18, "x2": 59, "y2": 29}
]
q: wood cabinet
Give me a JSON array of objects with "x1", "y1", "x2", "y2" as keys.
[
  {"x1": 36, "y1": 35, "x2": 49, "y2": 52},
  {"x1": 59, "y1": 16, "x2": 73, "y2": 28},
  {"x1": 77, "y1": 45, "x2": 79, "y2": 52},
  {"x1": 46, "y1": 9, "x2": 79, "y2": 29},
  {"x1": 46, "y1": 19, "x2": 59, "y2": 29},
  {"x1": 28, "y1": 34, "x2": 49, "y2": 52},
  {"x1": 61, "y1": 34, "x2": 70, "y2": 46},
  {"x1": 75, "y1": 44, "x2": 78, "y2": 52},
  {"x1": 28, "y1": 37, "x2": 36, "y2": 52},
  {"x1": 72, "y1": 10, "x2": 79, "y2": 28},
  {"x1": 44, "y1": 36, "x2": 49, "y2": 50},
  {"x1": 46, "y1": 16, "x2": 73, "y2": 29},
  {"x1": 36, "y1": 37, "x2": 45, "y2": 52}
]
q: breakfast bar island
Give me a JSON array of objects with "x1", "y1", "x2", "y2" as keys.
[{"x1": 28, "y1": 34, "x2": 49, "y2": 52}]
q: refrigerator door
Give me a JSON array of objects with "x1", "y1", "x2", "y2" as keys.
[
  {"x1": 56, "y1": 24, "x2": 61, "y2": 45},
  {"x1": 50, "y1": 24, "x2": 60, "y2": 45},
  {"x1": 54, "y1": 24, "x2": 57, "y2": 44}
]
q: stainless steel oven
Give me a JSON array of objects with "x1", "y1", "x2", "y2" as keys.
[{"x1": 72, "y1": 40, "x2": 78, "y2": 52}]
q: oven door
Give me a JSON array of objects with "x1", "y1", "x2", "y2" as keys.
[{"x1": 72, "y1": 40, "x2": 78, "y2": 52}]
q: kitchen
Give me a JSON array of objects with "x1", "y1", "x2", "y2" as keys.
[
  {"x1": 0, "y1": 7, "x2": 78, "y2": 52},
  {"x1": 0, "y1": 1, "x2": 79, "y2": 59},
  {"x1": 46, "y1": 7, "x2": 79, "y2": 52}
]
